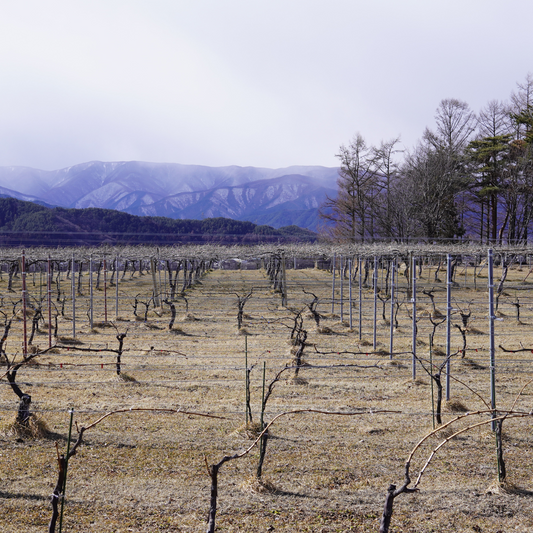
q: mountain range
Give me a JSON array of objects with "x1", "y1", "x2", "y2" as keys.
[{"x1": 0, "y1": 161, "x2": 339, "y2": 231}]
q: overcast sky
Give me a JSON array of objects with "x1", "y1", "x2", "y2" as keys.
[{"x1": 0, "y1": 0, "x2": 532, "y2": 171}]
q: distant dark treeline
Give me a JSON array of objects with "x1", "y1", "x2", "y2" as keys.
[{"x1": 0, "y1": 198, "x2": 317, "y2": 246}]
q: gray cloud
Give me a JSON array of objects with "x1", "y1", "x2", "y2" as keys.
[{"x1": 0, "y1": 0, "x2": 531, "y2": 171}]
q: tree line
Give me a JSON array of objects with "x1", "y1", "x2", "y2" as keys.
[
  {"x1": 0, "y1": 197, "x2": 317, "y2": 245},
  {"x1": 321, "y1": 74, "x2": 533, "y2": 244}
]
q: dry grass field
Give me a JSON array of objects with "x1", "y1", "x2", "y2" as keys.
[{"x1": 1, "y1": 253, "x2": 533, "y2": 532}]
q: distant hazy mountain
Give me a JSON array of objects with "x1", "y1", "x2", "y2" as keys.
[{"x1": 0, "y1": 161, "x2": 338, "y2": 230}]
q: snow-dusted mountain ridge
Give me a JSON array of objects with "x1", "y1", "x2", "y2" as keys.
[{"x1": 0, "y1": 161, "x2": 339, "y2": 230}]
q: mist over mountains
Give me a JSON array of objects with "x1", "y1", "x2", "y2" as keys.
[{"x1": 0, "y1": 161, "x2": 339, "y2": 231}]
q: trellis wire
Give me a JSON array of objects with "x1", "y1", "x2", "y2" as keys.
[{"x1": 6, "y1": 248, "x2": 533, "y2": 369}]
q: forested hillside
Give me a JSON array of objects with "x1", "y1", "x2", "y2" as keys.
[{"x1": 0, "y1": 197, "x2": 317, "y2": 246}]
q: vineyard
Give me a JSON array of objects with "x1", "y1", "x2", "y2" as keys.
[{"x1": 1, "y1": 242, "x2": 533, "y2": 532}]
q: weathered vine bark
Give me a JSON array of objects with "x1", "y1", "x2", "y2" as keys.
[
  {"x1": 255, "y1": 365, "x2": 292, "y2": 478},
  {"x1": 7, "y1": 261, "x2": 18, "y2": 292},
  {"x1": 181, "y1": 260, "x2": 188, "y2": 293},
  {"x1": 0, "y1": 315, "x2": 14, "y2": 364},
  {"x1": 495, "y1": 418, "x2": 506, "y2": 482},
  {"x1": 303, "y1": 289, "x2": 321, "y2": 326},
  {"x1": 96, "y1": 261, "x2": 102, "y2": 290},
  {"x1": 187, "y1": 260, "x2": 194, "y2": 288},
  {"x1": 28, "y1": 300, "x2": 44, "y2": 345},
  {"x1": 379, "y1": 463, "x2": 417, "y2": 533},
  {"x1": 121, "y1": 259, "x2": 128, "y2": 280},
  {"x1": 206, "y1": 461, "x2": 221, "y2": 533},
  {"x1": 293, "y1": 329, "x2": 307, "y2": 378},
  {"x1": 454, "y1": 324, "x2": 467, "y2": 358},
  {"x1": 245, "y1": 364, "x2": 253, "y2": 425},
  {"x1": 150, "y1": 258, "x2": 160, "y2": 307},
  {"x1": 511, "y1": 298, "x2": 521, "y2": 322},
  {"x1": 166, "y1": 260, "x2": 181, "y2": 299},
  {"x1": 115, "y1": 331, "x2": 127, "y2": 376},
  {"x1": 377, "y1": 292, "x2": 391, "y2": 322},
  {"x1": 77, "y1": 261, "x2": 83, "y2": 295},
  {"x1": 54, "y1": 264, "x2": 63, "y2": 302},
  {"x1": 434, "y1": 259, "x2": 442, "y2": 282},
  {"x1": 109, "y1": 258, "x2": 117, "y2": 285},
  {"x1": 423, "y1": 288, "x2": 438, "y2": 315},
  {"x1": 206, "y1": 454, "x2": 239, "y2": 533},
  {"x1": 362, "y1": 258, "x2": 370, "y2": 286},
  {"x1": 164, "y1": 299, "x2": 176, "y2": 329},
  {"x1": 434, "y1": 371, "x2": 443, "y2": 425},
  {"x1": 454, "y1": 306, "x2": 471, "y2": 357},
  {"x1": 379, "y1": 481, "x2": 416, "y2": 533},
  {"x1": 5, "y1": 349, "x2": 46, "y2": 425},
  {"x1": 235, "y1": 289, "x2": 253, "y2": 329},
  {"x1": 495, "y1": 254, "x2": 514, "y2": 311},
  {"x1": 48, "y1": 425, "x2": 87, "y2": 533},
  {"x1": 49, "y1": 453, "x2": 66, "y2": 533},
  {"x1": 256, "y1": 432, "x2": 269, "y2": 478}
]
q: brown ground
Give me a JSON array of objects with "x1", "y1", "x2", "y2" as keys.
[{"x1": 1, "y1": 259, "x2": 533, "y2": 532}]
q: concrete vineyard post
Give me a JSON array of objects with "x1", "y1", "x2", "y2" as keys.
[
  {"x1": 488, "y1": 249, "x2": 496, "y2": 430},
  {"x1": 339, "y1": 255, "x2": 344, "y2": 322},
  {"x1": 115, "y1": 256, "x2": 119, "y2": 320},
  {"x1": 22, "y1": 251, "x2": 28, "y2": 357},
  {"x1": 389, "y1": 258, "x2": 395, "y2": 358},
  {"x1": 348, "y1": 258, "x2": 353, "y2": 330},
  {"x1": 89, "y1": 256, "x2": 93, "y2": 329},
  {"x1": 71, "y1": 254, "x2": 76, "y2": 339},
  {"x1": 103, "y1": 258, "x2": 108, "y2": 323},
  {"x1": 411, "y1": 255, "x2": 417, "y2": 380},
  {"x1": 373, "y1": 256, "x2": 377, "y2": 349},
  {"x1": 445, "y1": 254, "x2": 452, "y2": 401},
  {"x1": 331, "y1": 253, "x2": 336, "y2": 314},
  {"x1": 48, "y1": 255, "x2": 52, "y2": 348}
]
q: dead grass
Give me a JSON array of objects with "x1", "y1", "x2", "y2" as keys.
[
  {"x1": 241, "y1": 476, "x2": 281, "y2": 494},
  {"x1": 1, "y1": 416, "x2": 50, "y2": 439},
  {"x1": 115, "y1": 372, "x2": 137, "y2": 383},
  {"x1": 1, "y1": 261, "x2": 533, "y2": 532},
  {"x1": 58, "y1": 336, "x2": 84, "y2": 345},
  {"x1": 461, "y1": 356, "x2": 485, "y2": 370},
  {"x1": 180, "y1": 312, "x2": 199, "y2": 321},
  {"x1": 445, "y1": 398, "x2": 469, "y2": 412},
  {"x1": 288, "y1": 376, "x2": 309, "y2": 385}
]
